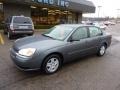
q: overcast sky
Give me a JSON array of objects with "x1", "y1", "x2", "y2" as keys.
[{"x1": 83, "y1": 0, "x2": 120, "y2": 18}]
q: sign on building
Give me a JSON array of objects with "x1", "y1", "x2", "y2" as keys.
[{"x1": 32, "y1": 0, "x2": 69, "y2": 7}]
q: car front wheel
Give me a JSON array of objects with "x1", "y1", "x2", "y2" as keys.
[
  {"x1": 42, "y1": 55, "x2": 62, "y2": 74},
  {"x1": 97, "y1": 44, "x2": 107, "y2": 56}
]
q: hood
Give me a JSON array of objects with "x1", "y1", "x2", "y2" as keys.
[{"x1": 13, "y1": 35, "x2": 66, "y2": 51}]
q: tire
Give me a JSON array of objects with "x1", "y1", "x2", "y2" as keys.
[
  {"x1": 7, "y1": 31, "x2": 12, "y2": 40},
  {"x1": 97, "y1": 44, "x2": 107, "y2": 56},
  {"x1": 42, "y1": 54, "x2": 62, "y2": 74},
  {"x1": 28, "y1": 33, "x2": 33, "y2": 36}
]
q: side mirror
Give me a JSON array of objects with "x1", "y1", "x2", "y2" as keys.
[
  {"x1": 69, "y1": 36, "x2": 80, "y2": 42},
  {"x1": 97, "y1": 33, "x2": 103, "y2": 36}
]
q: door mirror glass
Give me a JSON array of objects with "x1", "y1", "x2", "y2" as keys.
[
  {"x1": 97, "y1": 33, "x2": 103, "y2": 36},
  {"x1": 70, "y1": 36, "x2": 80, "y2": 42}
]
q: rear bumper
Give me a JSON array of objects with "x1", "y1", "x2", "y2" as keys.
[
  {"x1": 10, "y1": 30, "x2": 34, "y2": 35},
  {"x1": 14, "y1": 30, "x2": 33, "y2": 33}
]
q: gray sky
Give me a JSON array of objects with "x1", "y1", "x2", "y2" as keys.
[{"x1": 83, "y1": 0, "x2": 120, "y2": 17}]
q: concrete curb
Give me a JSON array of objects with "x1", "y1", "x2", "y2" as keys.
[{"x1": 0, "y1": 29, "x2": 48, "y2": 33}]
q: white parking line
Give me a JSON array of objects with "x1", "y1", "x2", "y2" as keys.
[
  {"x1": 113, "y1": 36, "x2": 120, "y2": 41},
  {"x1": 0, "y1": 33, "x2": 4, "y2": 45}
]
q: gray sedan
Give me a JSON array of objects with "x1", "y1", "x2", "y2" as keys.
[{"x1": 10, "y1": 24, "x2": 112, "y2": 74}]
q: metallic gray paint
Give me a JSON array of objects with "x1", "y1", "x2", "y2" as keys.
[{"x1": 10, "y1": 25, "x2": 112, "y2": 71}]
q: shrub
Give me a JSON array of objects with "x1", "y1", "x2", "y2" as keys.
[
  {"x1": 0, "y1": 24, "x2": 56, "y2": 30},
  {"x1": 34, "y1": 25, "x2": 56, "y2": 29}
]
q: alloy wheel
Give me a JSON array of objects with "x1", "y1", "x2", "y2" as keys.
[{"x1": 46, "y1": 57, "x2": 59, "y2": 73}]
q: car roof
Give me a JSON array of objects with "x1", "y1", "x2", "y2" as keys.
[
  {"x1": 58, "y1": 24, "x2": 95, "y2": 28},
  {"x1": 12, "y1": 16, "x2": 30, "y2": 18}
]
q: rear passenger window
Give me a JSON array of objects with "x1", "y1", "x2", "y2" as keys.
[
  {"x1": 13, "y1": 17, "x2": 32, "y2": 24},
  {"x1": 72, "y1": 27, "x2": 88, "y2": 40},
  {"x1": 89, "y1": 27, "x2": 102, "y2": 37}
]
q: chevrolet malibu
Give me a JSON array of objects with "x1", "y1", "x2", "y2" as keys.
[{"x1": 10, "y1": 24, "x2": 112, "y2": 74}]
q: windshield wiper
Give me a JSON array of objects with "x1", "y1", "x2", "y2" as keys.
[{"x1": 42, "y1": 34, "x2": 55, "y2": 40}]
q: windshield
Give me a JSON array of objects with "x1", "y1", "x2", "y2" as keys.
[{"x1": 43, "y1": 26, "x2": 75, "y2": 40}]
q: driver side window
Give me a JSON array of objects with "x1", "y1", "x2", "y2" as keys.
[{"x1": 72, "y1": 27, "x2": 88, "y2": 41}]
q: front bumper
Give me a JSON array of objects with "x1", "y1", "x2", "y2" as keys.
[{"x1": 10, "y1": 48, "x2": 41, "y2": 71}]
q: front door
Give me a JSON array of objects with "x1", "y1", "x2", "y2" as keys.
[{"x1": 66, "y1": 27, "x2": 89, "y2": 61}]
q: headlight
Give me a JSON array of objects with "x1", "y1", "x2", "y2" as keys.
[{"x1": 18, "y1": 48, "x2": 36, "y2": 57}]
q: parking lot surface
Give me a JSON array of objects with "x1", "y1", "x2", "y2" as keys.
[{"x1": 0, "y1": 25, "x2": 120, "y2": 90}]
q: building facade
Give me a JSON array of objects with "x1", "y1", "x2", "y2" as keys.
[{"x1": 0, "y1": 0, "x2": 95, "y2": 25}]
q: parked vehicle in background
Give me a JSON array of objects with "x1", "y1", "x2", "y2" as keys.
[
  {"x1": 94, "y1": 22, "x2": 107, "y2": 30},
  {"x1": 4, "y1": 16, "x2": 34, "y2": 39},
  {"x1": 10, "y1": 24, "x2": 112, "y2": 74},
  {"x1": 104, "y1": 21, "x2": 110, "y2": 26},
  {"x1": 85, "y1": 20, "x2": 94, "y2": 25},
  {"x1": 104, "y1": 21, "x2": 116, "y2": 26},
  {"x1": 109, "y1": 22, "x2": 116, "y2": 25},
  {"x1": 116, "y1": 20, "x2": 120, "y2": 23}
]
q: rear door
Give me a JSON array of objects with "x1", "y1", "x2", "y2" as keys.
[{"x1": 86, "y1": 26, "x2": 103, "y2": 54}]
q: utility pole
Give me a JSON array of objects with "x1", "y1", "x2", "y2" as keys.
[
  {"x1": 117, "y1": 9, "x2": 120, "y2": 18},
  {"x1": 116, "y1": 9, "x2": 120, "y2": 23},
  {"x1": 98, "y1": 6, "x2": 102, "y2": 18}
]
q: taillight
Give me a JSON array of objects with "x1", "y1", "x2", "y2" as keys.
[
  {"x1": 32, "y1": 25, "x2": 34, "y2": 30},
  {"x1": 10, "y1": 24, "x2": 14, "y2": 30}
]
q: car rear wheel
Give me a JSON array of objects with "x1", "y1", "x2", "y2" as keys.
[
  {"x1": 42, "y1": 55, "x2": 62, "y2": 74},
  {"x1": 28, "y1": 34, "x2": 33, "y2": 36},
  {"x1": 97, "y1": 44, "x2": 107, "y2": 56},
  {"x1": 7, "y1": 32, "x2": 12, "y2": 40}
]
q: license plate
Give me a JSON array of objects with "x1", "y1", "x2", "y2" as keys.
[{"x1": 19, "y1": 26, "x2": 28, "y2": 29}]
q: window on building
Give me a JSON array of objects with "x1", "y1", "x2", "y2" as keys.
[{"x1": 31, "y1": 7, "x2": 77, "y2": 25}]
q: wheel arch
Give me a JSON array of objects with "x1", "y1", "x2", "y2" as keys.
[
  {"x1": 102, "y1": 42, "x2": 108, "y2": 48},
  {"x1": 46, "y1": 52, "x2": 64, "y2": 62},
  {"x1": 41, "y1": 52, "x2": 64, "y2": 68}
]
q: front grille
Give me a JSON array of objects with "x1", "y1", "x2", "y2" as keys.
[
  {"x1": 13, "y1": 45, "x2": 19, "y2": 52},
  {"x1": 11, "y1": 48, "x2": 17, "y2": 56},
  {"x1": 15, "y1": 63, "x2": 30, "y2": 70}
]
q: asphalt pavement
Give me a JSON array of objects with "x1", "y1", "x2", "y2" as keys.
[{"x1": 0, "y1": 25, "x2": 120, "y2": 90}]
